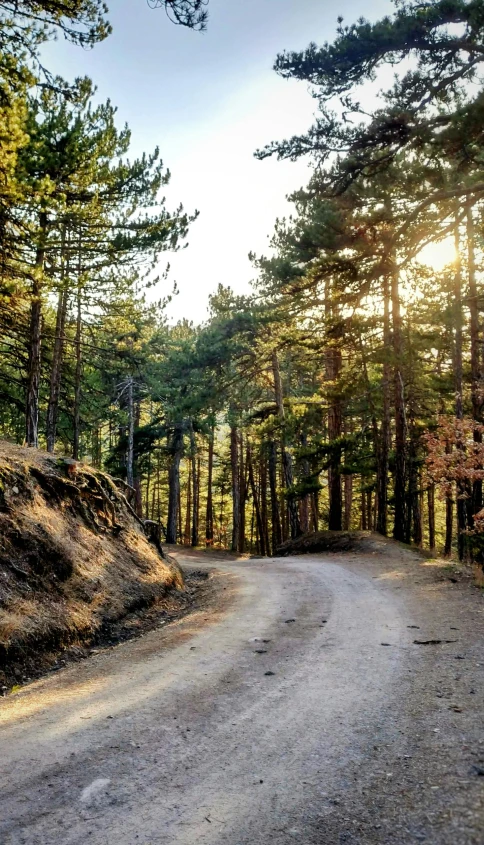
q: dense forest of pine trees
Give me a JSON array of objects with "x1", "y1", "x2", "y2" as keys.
[{"x1": 2, "y1": 0, "x2": 484, "y2": 563}]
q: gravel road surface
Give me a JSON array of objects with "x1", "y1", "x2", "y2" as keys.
[{"x1": 0, "y1": 541, "x2": 483, "y2": 844}]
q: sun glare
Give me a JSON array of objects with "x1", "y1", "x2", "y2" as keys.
[{"x1": 417, "y1": 237, "x2": 457, "y2": 271}]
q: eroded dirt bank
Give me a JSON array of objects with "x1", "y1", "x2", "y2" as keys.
[
  {"x1": 0, "y1": 540, "x2": 483, "y2": 844},
  {"x1": 0, "y1": 442, "x2": 184, "y2": 689}
]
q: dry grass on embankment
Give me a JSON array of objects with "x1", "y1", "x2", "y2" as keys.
[{"x1": 0, "y1": 442, "x2": 183, "y2": 689}]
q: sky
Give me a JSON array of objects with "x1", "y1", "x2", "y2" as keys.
[{"x1": 42, "y1": 0, "x2": 393, "y2": 323}]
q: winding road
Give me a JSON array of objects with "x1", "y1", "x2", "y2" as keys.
[{"x1": 1, "y1": 543, "x2": 483, "y2": 844}]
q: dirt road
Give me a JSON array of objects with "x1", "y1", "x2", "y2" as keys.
[{"x1": 1, "y1": 542, "x2": 483, "y2": 844}]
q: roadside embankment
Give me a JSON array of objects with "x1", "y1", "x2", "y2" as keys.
[
  {"x1": 0, "y1": 442, "x2": 184, "y2": 690},
  {"x1": 276, "y1": 529, "x2": 384, "y2": 556}
]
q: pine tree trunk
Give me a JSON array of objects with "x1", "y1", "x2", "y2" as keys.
[
  {"x1": 405, "y1": 419, "x2": 418, "y2": 545},
  {"x1": 299, "y1": 433, "x2": 310, "y2": 533},
  {"x1": 177, "y1": 487, "x2": 183, "y2": 541},
  {"x1": 156, "y1": 459, "x2": 161, "y2": 524},
  {"x1": 26, "y1": 297, "x2": 42, "y2": 448},
  {"x1": 118, "y1": 425, "x2": 127, "y2": 477},
  {"x1": 151, "y1": 453, "x2": 159, "y2": 521},
  {"x1": 299, "y1": 498, "x2": 309, "y2": 533},
  {"x1": 377, "y1": 275, "x2": 391, "y2": 535},
  {"x1": 311, "y1": 491, "x2": 319, "y2": 532},
  {"x1": 238, "y1": 433, "x2": 247, "y2": 553},
  {"x1": 133, "y1": 401, "x2": 143, "y2": 517},
  {"x1": 427, "y1": 484, "x2": 435, "y2": 551},
  {"x1": 166, "y1": 423, "x2": 183, "y2": 544},
  {"x1": 26, "y1": 211, "x2": 47, "y2": 447},
  {"x1": 444, "y1": 494, "x2": 454, "y2": 557},
  {"x1": 344, "y1": 472, "x2": 353, "y2": 530},
  {"x1": 230, "y1": 423, "x2": 240, "y2": 553},
  {"x1": 260, "y1": 455, "x2": 270, "y2": 555},
  {"x1": 327, "y1": 389, "x2": 343, "y2": 530},
  {"x1": 190, "y1": 423, "x2": 199, "y2": 547},
  {"x1": 134, "y1": 477, "x2": 143, "y2": 519},
  {"x1": 206, "y1": 422, "x2": 214, "y2": 547},
  {"x1": 184, "y1": 465, "x2": 192, "y2": 545},
  {"x1": 391, "y1": 263, "x2": 407, "y2": 542},
  {"x1": 272, "y1": 350, "x2": 301, "y2": 539},
  {"x1": 412, "y1": 471, "x2": 423, "y2": 547},
  {"x1": 196, "y1": 455, "x2": 201, "y2": 539},
  {"x1": 247, "y1": 444, "x2": 266, "y2": 556},
  {"x1": 366, "y1": 491, "x2": 372, "y2": 531},
  {"x1": 46, "y1": 225, "x2": 69, "y2": 453},
  {"x1": 72, "y1": 278, "x2": 82, "y2": 460},
  {"x1": 268, "y1": 439, "x2": 282, "y2": 554},
  {"x1": 361, "y1": 488, "x2": 367, "y2": 530},
  {"x1": 281, "y1": 486, "x2": 289, "y2": 541},
  {"x1": 219, "y1": 483, "x2": 225, "y2": 548},
  {"x1": 454, "y1": 214, "x2": 467, "y2": 560},
  {"x1": 92, "y1": 426, "x2": 101, "y2": 469},
  {"x1": 126, "y1": 379, "x2": 135, "y2": 488},
  {"x1": 145, "y1": 448, "x2": 152, "y2": 519},
  {"x1": 325, "y1": 287, "x2": 343, "y2": 531},
  {"x1": 343, "y1": 418, "x2": 353, "y2": 531},
  {"x1": 444, "y1": 433, "x2": 454, "y2": 557},
  {"x1": 454, "y1": 219, "x2": 464, "y2": 421},
  {"x1": 359, "y1": 339, "x2": 380, "y2": 534},
  {"x1": 467, "y1": 200, "x2": 483, "y2": 525}
]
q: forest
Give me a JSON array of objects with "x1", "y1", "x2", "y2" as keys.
[{"x1": 2, "y1": 0, "x2": 484, "y2": 564}]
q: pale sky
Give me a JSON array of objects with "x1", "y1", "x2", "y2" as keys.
[{"x1": 43, "y1": 0, "x2": 392, "y2": 323}]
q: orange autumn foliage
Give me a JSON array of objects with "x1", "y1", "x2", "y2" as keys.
[{"x1": 424, "y1": 416, "x2": 484, "y2": 530}]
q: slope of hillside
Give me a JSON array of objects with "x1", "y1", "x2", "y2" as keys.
[{"x1": 0, "y1": 442, "x2": 183, "y2": 688}]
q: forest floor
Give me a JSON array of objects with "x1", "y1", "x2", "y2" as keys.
[{"x1": 0, "y1": 536, "x2": 483, "y2": 844}]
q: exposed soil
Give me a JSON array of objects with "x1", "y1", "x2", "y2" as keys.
[
  {"x1": 0, "y1": 442, "x2": 184, "y2": 690},
  {"x1": 1, "y1": 569, "x2": 213, "y2": 693}
]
